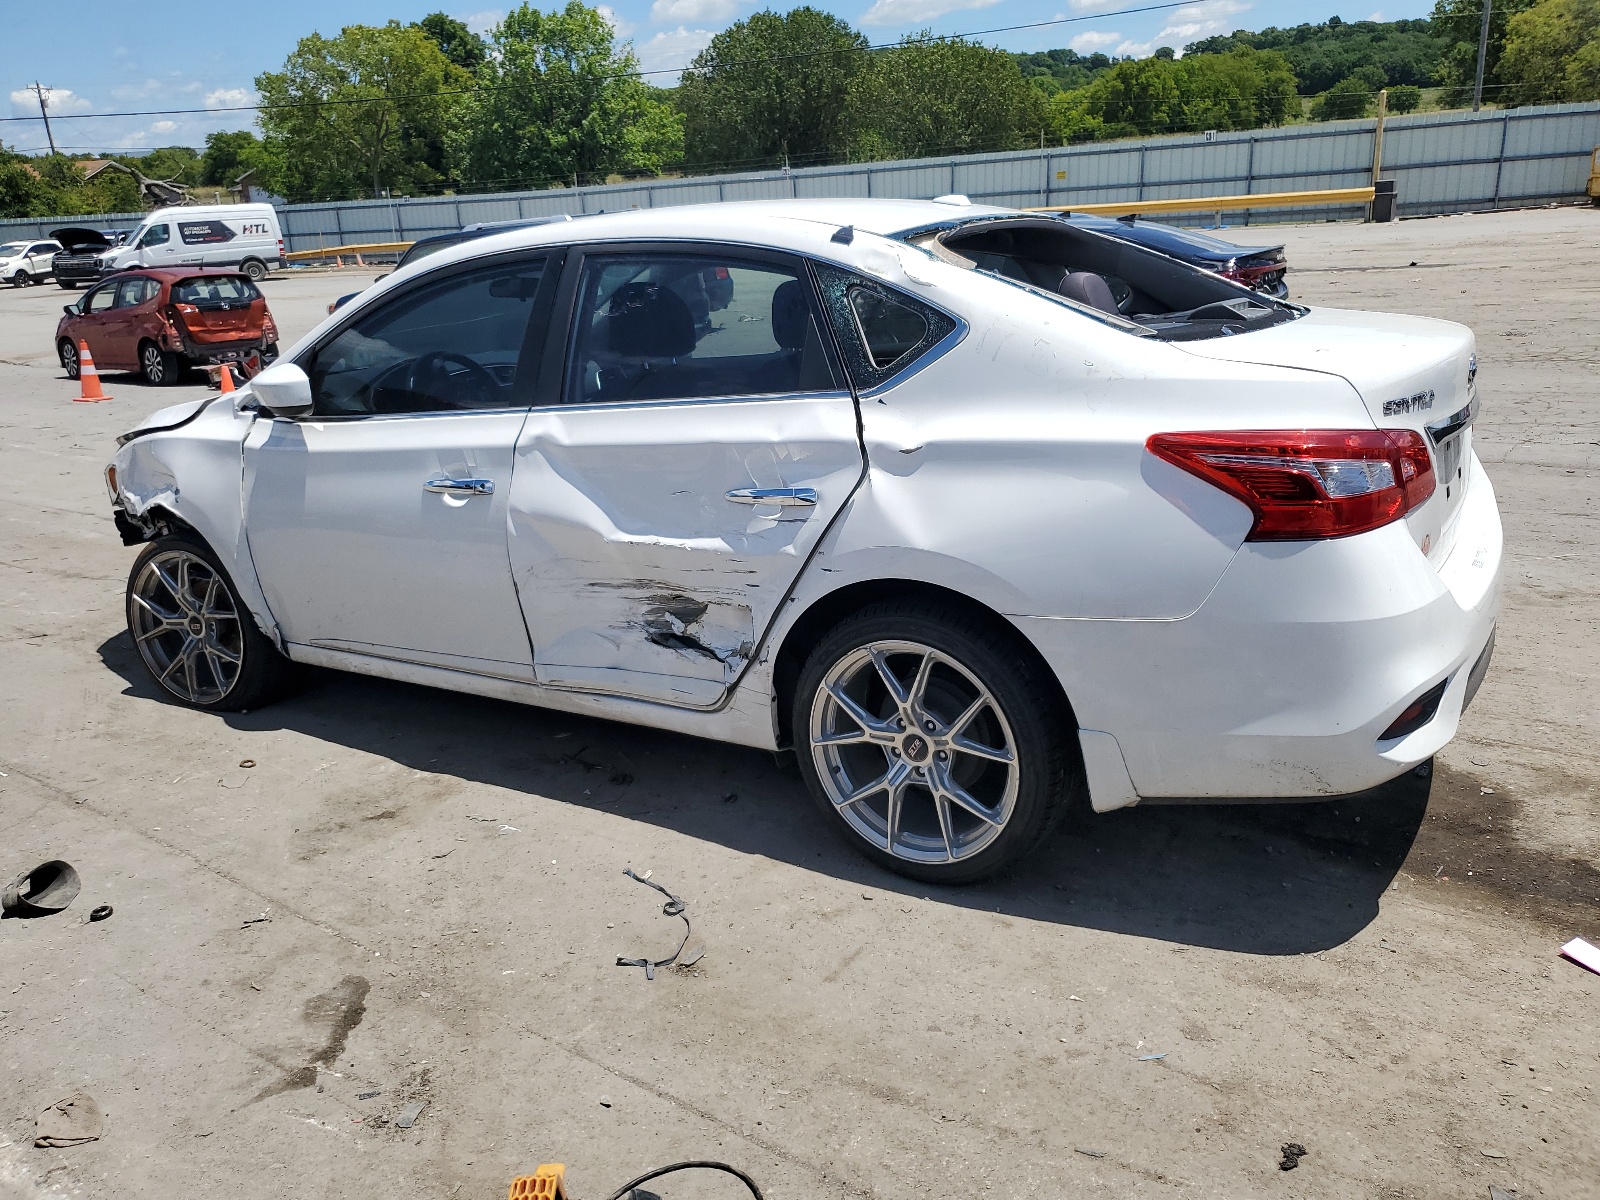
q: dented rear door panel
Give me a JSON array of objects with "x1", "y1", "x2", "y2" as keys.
[{"x1": 509, "y1": 394, "x2": 863, "y2": 705}]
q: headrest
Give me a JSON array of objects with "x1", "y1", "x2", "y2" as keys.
[
  {"x1": 1058, "y1": 271, "x2": 1119, "y2": 315},
  {"x1": 605, "y1": 282, "x2": 696, "y2": 358},
  {"x1": 770, "y1": 279, "x2": 811, "y2": 350}
]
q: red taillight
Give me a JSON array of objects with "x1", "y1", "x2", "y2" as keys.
[
  {"x1": 174, "y1": 302, "x2": 199, "y2": 316},
  {"x1": 713, "y1": 267, "x2": 729, "y2": 280},
  {"x1": 1147, "y1": 429, "x2": 1436, "y2": 540}
]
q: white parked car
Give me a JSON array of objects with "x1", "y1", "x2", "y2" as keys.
[
  {"x1": 105, "y1": 199, "x2": 1501, "y2": 882},
  {"x1": 1, "y1": 237, "x2": 61, "y2": 285}
]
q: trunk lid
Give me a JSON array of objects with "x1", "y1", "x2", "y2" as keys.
[
  {"x1": 1177, "y1": 307, "x2": 1478, "y2": 566},
  {"x1": 169, "y1": 275, "x2": 265, "y2": 344}
]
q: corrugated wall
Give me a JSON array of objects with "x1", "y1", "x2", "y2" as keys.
[{"x1": 3, "y1": 101, "x2": 1595, "y2": 251}]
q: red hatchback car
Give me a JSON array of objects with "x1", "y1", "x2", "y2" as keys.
[{"x1": 57, "y1": 268, "x2": 279, "y2": 386}]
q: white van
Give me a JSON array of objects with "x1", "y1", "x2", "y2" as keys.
[{"x1": 103, "y1": 203, "x2": 284, "y2": 281}]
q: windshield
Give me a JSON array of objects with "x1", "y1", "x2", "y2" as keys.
[
  {"x1": 172, "y1": 276, "x2": 260, "y2": 306},
  {"x1": 0, "y1": 243, "x2": 25, "y2": 258}
]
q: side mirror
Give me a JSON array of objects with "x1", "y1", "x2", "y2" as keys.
[
  {"x1": 251, "y1": 361, "x2": 314, "y2": 419},
  {"x1": 63, "y1": 304, "x2": 77, "y2": 316}
]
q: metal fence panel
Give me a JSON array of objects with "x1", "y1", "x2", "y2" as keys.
[{"x1": 8, "y1": 101, "x2": 1595, "y2": 252}]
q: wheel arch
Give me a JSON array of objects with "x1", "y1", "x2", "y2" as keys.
[{"x1": 770, "y1": 577, "x2": 1078, "y2": 750}]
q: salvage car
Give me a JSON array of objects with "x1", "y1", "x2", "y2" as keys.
[
  {"x1": 50, "y1": 228, "x2": 126, "y2": 288},
  {"x1": 1, "y1": 237, "x2": 61, "y2": 286},
  {"x1": 1061, "y1": 212, "x2": 1290, "y2": 298},
  {"x1": 104, "y1": 198, "x2": 1500, "y2": 882},
  {"x1": 60, "y1": 268, "x2": 279, "y2": 386}
]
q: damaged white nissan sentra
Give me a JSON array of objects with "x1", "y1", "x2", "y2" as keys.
[{"x1": 105, "y1": 198, "x2": 1501, "y2": 882}]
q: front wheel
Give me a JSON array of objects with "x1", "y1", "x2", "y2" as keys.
[
  {"x1": 10, "y1": 270, "x2": 29, "y2": 287},
  {"x1": 58, "y1": 280, "x2": 78, "y2": 290},
  {"x1": 59, "y1": 339, "x2": 80, "y2": 380},
  {"x1": 792, "y1": 602, "x2": 1077, "y2": 884},
  {"x1": 126, "y1": 535, "x2": 296, "y2": 711}
]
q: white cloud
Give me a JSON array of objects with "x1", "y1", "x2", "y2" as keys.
[
  {"x1": 596, "y1": 4, "x2": 634, "y2": 35},
  {"x1": 1114, "y1": 1, "x2": 1252, "y2": 58},
  {"x1": 205, "y1": 88, "x2": 254, "y2": 109},
  {"x1": 1115, "y1": 39, "x2": 1155, "y2": 57},
  {"x1": 1368, "y1": 10, "x2": 1385, "y2": 19},
  {"x1": 9, "y1": 87, "x2": 92, "y2": 116},
  {"x1": 636, "y1": 26, "x2": 717, "y2": 82},
  {"x1": 1069, "y1": 30, "x2": 1121, "y2": 51},
  {"x1": 461, "y1": 9, "x2": 504, "y2": 35},
  {"x1": 149, "y1": 120, "x2": 178, "y2": 135},
  {"x1": 651, "y1": 0, "x2": 739, "y2": 22},
  {"x1": 1066, "y1": 0, "x2": 1130, "y2": 11},
  {"x1": 859, "y1": 0, "x2": 1001, "y2": 27}
]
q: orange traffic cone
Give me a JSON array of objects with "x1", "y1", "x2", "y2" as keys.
[
  {"x1": 218, "y1": 361, "x2": 235, "y2": 393},
  {"x1": 73, "y1": 340, "x2": 112, "y2": 403}
]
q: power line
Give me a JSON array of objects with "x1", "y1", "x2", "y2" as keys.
[{"x1": 0, "y1": 0, "x2": 1214, "y2": 126}]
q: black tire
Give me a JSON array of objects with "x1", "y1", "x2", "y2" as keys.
[
  {"x1": 139, "y1": 340, "x2": 180, "y2": 386},
  {"x1": 59, "y1": 339, "x2": 80, "y2": 380},
  {"x1": 58, "y1": 280, "x2": 78, "y2": 290},
  {"x1": 10, "y1": 270, "x2": 29, "y2": 287},
  {"x1": 125, "y1": 534, "x2": 296, "y2": 712},
  {"x1": 791, "y1": 600, "x2": 1079, "y2": 884},
  {"x1": 241, "y1": 258, "x2": 268, "y2": 282}
]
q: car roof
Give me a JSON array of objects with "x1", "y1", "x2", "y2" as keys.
[{"x1": 117, "y1": 267, "x2": 250, "y2": 280}]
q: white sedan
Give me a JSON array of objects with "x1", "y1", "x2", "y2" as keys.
[{"x1": 105, "y1": 198, "x2": 1502, "y2": 882}]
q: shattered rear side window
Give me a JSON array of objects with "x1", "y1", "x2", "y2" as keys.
[{"x1": 812, "y1": 262, "x2": 957, "y2": 391}]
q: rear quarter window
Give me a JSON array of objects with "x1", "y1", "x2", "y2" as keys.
[{"x1": 812, "y1": 262, "x2": 958, "y2": 391}]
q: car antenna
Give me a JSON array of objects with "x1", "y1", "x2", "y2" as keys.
[
  {"x1": 1117, "y1": 213, "x2": 1138, "y2": 224},
  {"x1": 831, "y1": 225, "x2": 854, "y2": 245}
]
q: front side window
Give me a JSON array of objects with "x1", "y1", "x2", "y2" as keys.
[
  {"x1": 29, "y1": 243, "x2": 57, "y2": 258},
  {"x1": 84, "y1": 286, "x2": 117, "y2": 314},
  {"x1": 137, "y1": 224, "x2": 169, "y2": 249},
  {"x1": 114, "y1": 277, "x2": 153, "y2": 307},
  {"x1": 308, "y1": 257, "x2": 548, "y2": 417},
  {"x1": 565, "y1": 253, "x2": 837, "y2": 405}
]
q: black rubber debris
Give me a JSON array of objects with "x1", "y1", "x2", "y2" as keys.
[{"x1": 1279, "y1": 1142, "x2": 1308, "y2": 1171}]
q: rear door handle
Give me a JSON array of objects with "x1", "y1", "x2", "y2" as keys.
[
  {"x1": 424, "y1": 477, "x2": 495, "y2": 496},
  {"x1": 725, "y1": 487, "x2": 818, "y2": 507}
]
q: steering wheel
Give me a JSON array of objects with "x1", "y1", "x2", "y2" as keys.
[{"x1": 402, "y1": 351, "x2": 499, "y2": 410}]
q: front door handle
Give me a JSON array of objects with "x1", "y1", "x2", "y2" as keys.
[
  {"x1": 725, "y1": 487, "x2": 818, "y2": 507},
  {"x1": 424, "y1": 477, "x2": 495, "y2": 496}
]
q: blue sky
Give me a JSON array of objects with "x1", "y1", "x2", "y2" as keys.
[{"x1": 3, "y1": 0, "x2": 1431, "y2": 156}]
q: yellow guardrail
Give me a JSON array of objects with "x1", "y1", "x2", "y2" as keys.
[
  {"x1": 1588, "y1": 147, "x2": 1599, "y2": 200},
  {"x1": 1027, "y1": 186, "x2": 1376, "y2": 217},
  {"x1": 284, "y1": 240, "x2": 414, "y2": 263}
]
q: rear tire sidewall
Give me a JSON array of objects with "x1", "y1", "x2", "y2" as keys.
[
  {"x1": 140, "y1": 340, "x2": 176, "y2": 386},
  {"x1": 241, "y1": 259, "x2": 267, "y2": 281},
  {"x1": 126, "y1": 533, "x2": 294, "y2": 712},
  {"x1": 59, "y1": 340, "x2": 80, "y2": 380},
  {"x1": 792, "y1": 604, "x2": 1072, "y2": 884}
]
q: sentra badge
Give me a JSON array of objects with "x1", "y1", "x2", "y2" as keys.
[{"x1": 1383, "y1": 389, "x2": 1435, "y2": 417}]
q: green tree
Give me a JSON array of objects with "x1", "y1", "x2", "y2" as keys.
[
  {"x1": 449, "y1": 2, "x2": 682, "y2": 190},
  {"x1": 415, "y1": 11, "x2": 489, "y2": 71},
  {"x1": 1012, "y1": 48, "x2": 1118, "y2": 95},
  {"x1": 1312, "y1": 76, "x2": 1376, "y2": 119},
  {"x1": 200, "y1": 130, "x2": 270, "y2": 186},
  {"x1": 677, "y1": 7, "x2": 868, "y2": 171},
  {"x1": 849, "y1": 35, "x2": 1049, "y2": 160},
  {"x1": 1187, "y1": 18, "x2": 1447, "y2": 94},
  {"x1": 1499, "y1": 0, "x2": 1600, "y2": 103},
  {"x1": 256, "y1": 20, "x2": 465, "y2": 202},
  {"x1": 1388, "y1": 82, "x2": 1425, "y2": 111},
  {"x1": 1431, "y1": 0, "x2": 1518, "y2": 105},
  {"x1": 1054, "y1": 46, "x2": 1298, "y2": 139}
]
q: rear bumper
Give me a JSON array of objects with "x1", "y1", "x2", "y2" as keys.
[
  {"x1": 177, "y1": 335, "x2": 272, "y2": 364},
  {"x1": 1023, "y1": 451, "x2": 1503, "y2": 806}
]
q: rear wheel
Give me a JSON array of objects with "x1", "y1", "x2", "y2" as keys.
[
  {"x1": 240, "y1": 258, "x2": 268, "y2": 282},
  {"x1": 139, "y1": 340, "x2": 179, "y2": 386},
  {"x1": 58, "y1": 339, "x2": 80, "y2": 380},
  {"x1": 126, "y1": 535, "x2": 295, "y2": 711},
  {"x1": 792, "y1": 601, "x2": 1076, "y2": 884}
]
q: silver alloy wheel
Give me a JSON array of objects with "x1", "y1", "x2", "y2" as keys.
[
  {"x1": 60, "y1": 341, "x2": 78, "y2": 376},
  {"x1": 141, "y1": 343, "x2": 166, "y2": 383},
  {"x1": 809, "y1": 639, "x2": 1019, "y2": 864},
  {"x1": 129, "y1": 550, "x2": 244, "y2": 704}
]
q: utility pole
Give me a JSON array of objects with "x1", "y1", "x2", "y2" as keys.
[
  {"x1": 30, "y1": 82, "x2": 57, "y2": 155},
  {"x1": 1472, "y1": 0, "x2": 1492, "y2": 112}
]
